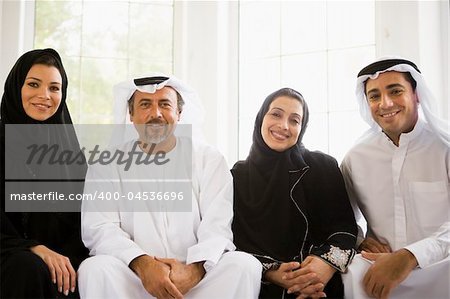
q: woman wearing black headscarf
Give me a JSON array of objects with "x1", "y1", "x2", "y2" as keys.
[
  {"x1": 232, "y1": 88, "x2": 358, "y2": 298},
  {"x1": 0, "y1": 48, "x2": 88, "y2": 298}
]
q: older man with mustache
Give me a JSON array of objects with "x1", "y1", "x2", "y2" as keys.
[{"x1": 78, "y1": 75, "x2": 261, "y2": 299}]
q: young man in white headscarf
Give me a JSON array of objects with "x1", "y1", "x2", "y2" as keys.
[
  {"x1": 77, "y1": 75, "x2": 261, "y2": 298},
  {"x1": 341, "y1": 57, "x2": 449, "y2": 299}
]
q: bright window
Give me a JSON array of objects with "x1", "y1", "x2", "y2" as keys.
[
  {"x1": 34, "y1": 0, "x2": 174, "y2": 124},
  {"x1": 238, "y1": 1, "x2": 376, "y2": 162}
]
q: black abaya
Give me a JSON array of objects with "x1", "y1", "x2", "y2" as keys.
[
  {"x1": 232, "y1": 88, "x2": 358, "y2": 298},
  {"x1": 0, "y1": 48, "x2": 88, "y2": 298}
]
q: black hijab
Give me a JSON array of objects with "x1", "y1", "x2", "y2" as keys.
[
  {"x1": 0, "y1": 49, "x2": 88, "y2": 266},
  {"x1": 232, "y1": 87, "x2": 310, "y2": 262},
  {"x1": 0, "y1": 48, "x2": 84, "y2": 179},
  {"x1": 1, "y1": 48, "x2": 71, "y2": 125}
]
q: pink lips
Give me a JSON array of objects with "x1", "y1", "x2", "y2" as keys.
[
  {"x1": 270, "y1": 130, "x2": 289, "y2": 141},
  {"x1": 32, "y1": 102, "x2": 51, "y2": 111}
]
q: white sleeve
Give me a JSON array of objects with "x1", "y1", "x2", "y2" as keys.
[
  {"x1": 81, "y1": 164, "x2": 147, "y2": 266},
  {"x1": 185, "y1": 146, "x2": 235, "y2": 271},
  {"x1": 340, "y1": 155, "x2": 366, "y2": 247},
  {"x1": 405, "y1": 221, "x2": 450, "y2": 268}
]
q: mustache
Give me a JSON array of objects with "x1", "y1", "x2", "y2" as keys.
[{"x1": 145, "y1": 119, "x2": 167, "y2": 125}]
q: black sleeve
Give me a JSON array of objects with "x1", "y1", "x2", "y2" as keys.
[
  {"x1": 57, "y1": 211, "x2": 89, "y2": 270},
  {"x1": 1, "y1": 211, "x2": 40, "y2": 259},
  {"x1": 304, "y1": 152, "x2": 358, "y2": 272},
  {"x1": 1, "y1": 127, "x2": 41, "y2": 259}
]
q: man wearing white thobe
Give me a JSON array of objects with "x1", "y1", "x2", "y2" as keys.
[
  {"x1": 78, "y1": 75, "x2": 261, "y2": 298},
  {"x1": 341, "y1": 57, "x2": 449, "y2": 299}
]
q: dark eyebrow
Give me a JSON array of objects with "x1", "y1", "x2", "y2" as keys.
[
  {"x1": 270, "y1": 107, "x2": 301, "y2": 118},
  {"x1": 386, "y1": 83, "x2": 405, "y2": 90},
  {"x1": 366, "y1": 88, "x2": 379, "y2": 95},
  {"x1": 137, "y1": 98, "x2": 172, "y2": 103},
  {"x1": 25, "y1": 77, "x2": 61, "y2": 85},
  {"x1": 269, "y1": 107, "x2": 284, "y2": 112},
  {"x1": 367, "y1": 83, "x2": 405, "y2": 95},
  {"x1": 25, "y1": 77, "x2": 42, "y2": 82}
]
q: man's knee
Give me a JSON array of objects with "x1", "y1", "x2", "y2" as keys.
[
  {"x1": 78, "y1": 255, "x2": 123, "y2": 281},
  {"x1": 78, "y1": 255, "x2": 150, "y2": 297},
  {"x1": 220, "y1": 251, "x2": 262, "y2": 278}
]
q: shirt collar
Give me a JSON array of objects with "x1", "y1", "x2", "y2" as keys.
[{"x1": 397, "y1": 119, "x2": 424, "y2": 146}]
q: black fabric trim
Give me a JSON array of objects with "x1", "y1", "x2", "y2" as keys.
[
  {"x1": 357, "y1": 59, "x2": 421, "y2": 77},
  {"x1": 134, "y1": 76, "x2": 169, "y2": 86},
  {"x1": 310, "y1": 245, "x2": 356, "y2": 273}
]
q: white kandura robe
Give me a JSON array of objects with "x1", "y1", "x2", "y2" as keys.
[
  {"x1": 341, "y1": 120, "x2": 450, "y2": 299},
  {"x1": 78, "y1": 137, "x2": 261, "y2": 298}
]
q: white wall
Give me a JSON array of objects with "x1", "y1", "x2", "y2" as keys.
[
  {"x1": 173, "y1": 0, "x2": 449, "y2": 165},
  {"x1": 173, "y1": 1, "x2": 239, "y2": 164},
  {"x1": 438, "y1": 0, "x2": 449, "y2": 118},
  {"x1": 0, "y1": 0, "x2": 34, "y2": 88},
  {"x1": 376, "y1": 0, "x2": 449, "y2": 119}
]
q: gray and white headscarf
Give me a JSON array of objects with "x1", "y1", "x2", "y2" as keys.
[{"x1": 356, "y1": 56, "x2": 449, "y2": 147}]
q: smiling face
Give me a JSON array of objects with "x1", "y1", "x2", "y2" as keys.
[
  {"x1": 130, "y1": 87, "x2": 181, "y2": 147},
  {"x1": 21, "y1": 64, "x2": 63, "y2": 121},
  {"x1": 261, "y1": 96, "x2": 303, "y2": 152},
  {"x1": 365, "y1": 71, "x2": 419, "y2": 145}
]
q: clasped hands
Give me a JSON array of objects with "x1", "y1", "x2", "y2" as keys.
[
  {"x1": 359, "y1": 237, "x2": 418, "y2": 299},
  {"x1": 130, "y1": 255, "x2": 205, "y2": 299},
  {"x1": 264, "y1": 255, "x2": 336, "y2": 298}
]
